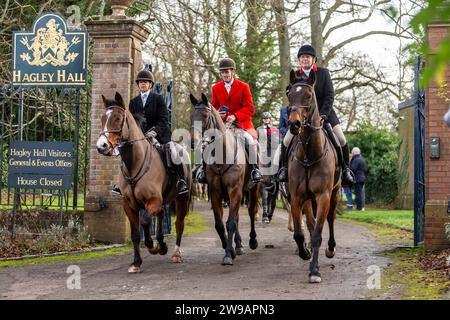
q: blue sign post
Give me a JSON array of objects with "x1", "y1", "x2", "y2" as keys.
[{"x1": 12, "y1": 13, "x2": 87, "y2": 87}]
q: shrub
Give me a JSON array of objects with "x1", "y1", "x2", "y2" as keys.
[{"x1": 347, "y1": 122, "x2": 401, "y2": 205}]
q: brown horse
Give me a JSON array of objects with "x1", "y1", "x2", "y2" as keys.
[
  {"x1": 190, "y1": 93, "x2": 259, "y2": 265},
  {"x1": 96, "y1": 92, "x2": 191, "y2": 273},
  {"x1": 287, "y1": 70, "x2": 340, "y2": 283}
]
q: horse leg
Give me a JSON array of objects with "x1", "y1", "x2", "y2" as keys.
[
  {"x1": 123, "y1": 202, "x2": 142, "y2": 273},
  {"x1": 291, "y1": 196, "x2": 311, "y2": 261},
  {"x1": 325, "y1": 187, "x2": 339, "y2": 259},
  {"x1": 156, "y1": 208, "x2": 168, "y2": 255},
  {"x1": 172, "y1": 195, "x2": 189, "y2": 263},
  {"x1": 267, "y1": 183, "x2": 278, "y2": 222},
  {"x1": 303, "y1": 200, "x2": 316, "y2": 249},
  {"x1": 222, "y1": 187, "x2": 242, "y2": 265},
  {"x1": 145, "y1": 197, "x2": 163, "y2": 255},
  {"x1": 211, "y1": 190, "x2": 227, "y2": 251},
  {"x1": 309, "y1": 192, "x2": 331, "y2": 283},
  {"x1": 248, "y1": 185, "x2": 258, "y2": 250},
  {"x1": 140, "y1": 209, "x2": 154, "y2": 253},
  {"x1": 234, "y1": 213, "x2": 244, "y2": 255}
]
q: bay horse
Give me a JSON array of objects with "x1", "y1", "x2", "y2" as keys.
[
  {"x1": 190, "y1": 93, "x2": 259, "y2": 265},
  {"x1": 96, "y1": 92, "x2": 191, "y2": 273},
  {"x1": 287, "y1": 70, "x2": 340, "y2": 283}
]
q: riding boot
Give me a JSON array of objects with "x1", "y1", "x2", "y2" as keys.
[
  {"x1": 341, "y1": 143, "x2": 355, "y2": 185},
  {"x1": 245, "y1": 142, "x2": 263, "y2": 183},
  {"x1": 277, "y1": 143, "x2": 288, "y2": 182},
  {"x1": 175, "y1": 163, "x2": 189, "y2": 195}
]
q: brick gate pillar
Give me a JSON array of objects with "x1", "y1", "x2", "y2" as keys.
[
  {"x1": 424, "y1": 23, "x2": 450, "y2": 251},
  {"x1": 83, "y1": 13, "x2": 149, "y2": 243}
]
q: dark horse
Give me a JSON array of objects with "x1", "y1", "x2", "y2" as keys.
[
  {"x1": 96, "y1": 92, "x2": 192, "y2": 273},
  {"x1": 287, "y1": 70, "x2": 340, "y2": 283},
  {"x1": 190, "y1": 93, "x2": 259, "y2": 265}
]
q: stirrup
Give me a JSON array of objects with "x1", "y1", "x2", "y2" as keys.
[{"x1": 176, "y1": 180, "x2": 188, "y2": 195}]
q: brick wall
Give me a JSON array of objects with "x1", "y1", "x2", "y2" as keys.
[
  {"x1": 424, "y1": 23, "x2": 450, "y2": 251},
  {"x1": 83, "y1": 19, "x2": 149, "y2": 243}
]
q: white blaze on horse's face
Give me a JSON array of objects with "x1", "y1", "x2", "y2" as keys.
[{"x1": 96, "y1": 109, "x2": 114, "y2": 155}]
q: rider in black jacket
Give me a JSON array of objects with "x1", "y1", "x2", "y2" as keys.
[
  {"x1": 112, "y1": 70, "x2": 188, "y2": 195},
  {"x1": 277, "y1": 44, "x2": 355, "y2": 185}
]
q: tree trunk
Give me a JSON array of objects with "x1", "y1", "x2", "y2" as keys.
[
  {"x1": 310, "y1": 0, "x2": 325, "y2": 66},
  {"x1": 272, "y1": 0, "x2": 290, "y2": 106}
]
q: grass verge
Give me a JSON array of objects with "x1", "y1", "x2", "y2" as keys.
[
  {"x1": 339, "y1": 207, "x2": 413, "y2": 231},
  {"x1": 339, "y1": 218, "x2": 448, "y2": 299},
  {"x1": 0, "y1": 210, "x2": 207, "y2": 269}
]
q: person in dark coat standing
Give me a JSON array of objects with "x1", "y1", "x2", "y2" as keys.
[
  {"x1": 350, "y1": 147, "x2": 368, "y2": 211},
  {"x1": 277, "y1": 44, "x2": 354, "y2": 186},
  {"x1": 112, "y1": 69, "x2": 188, "y2": 195}
]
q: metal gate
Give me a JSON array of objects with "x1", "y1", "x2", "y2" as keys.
[
  {"x1": 0, "y1": 83, "x2": 90, "y2": 233},
  {"x1": 413, "y1": 57, "x2": 426, "y2": 246},
  {"x1": 397, "y1": 57, "x2": 425, "y2": 246}
]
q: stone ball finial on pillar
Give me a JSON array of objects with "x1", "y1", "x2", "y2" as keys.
[{"x1": 106, "y1": 0, "x2": 135, "y2": 18}]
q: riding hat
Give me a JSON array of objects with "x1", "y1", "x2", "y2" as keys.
[
  {"x1": 219, "y1": 58, "x2": 236, "y2": 70},
  {"x1": 135, "y1": 70, "x2": 154, "y2": 84},
  {"x1": 297, "y1": 44, "x2": 317, "y2": 58},
  {"x1": 261, "y1": 112, "x2": 271, "y2": 119}
]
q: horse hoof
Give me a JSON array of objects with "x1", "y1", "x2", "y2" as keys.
[
  {"x1": 309, "y1": 275, "x2": 322, "y2": 283},
  {"x1": 230, "y1": 248, "x2": 236, "y2": 259},
  {"x1": 325, "y1": 248, "x2": 335, "y2": 259},
  {"x1": 262, "y1": 217, "x2": 270, "y2": 224},
  {"x1": 148, "y1": 244, "x2": 160, "y2": 255},
  {"x1": 159, "y1": 243, "x2": 168, "y2": 255},
  {"x1": 236, "y1": 247, "x2": 244, "y2": 255},
  {"x1": 128, "y1": 266, "x2": 141, "y2": 273},
  {"x1": 222, "y1": 256, "x2": 233, "y2": 265},
  {"x1": 299, "y1": 249, "x2": 311, "y2": 261},
  {"x1": 249, "y1": 238, "x2": 258, "y2": 250},
  {"x1": 171, "y1": 255, "x2": 182, "y2": 263}
]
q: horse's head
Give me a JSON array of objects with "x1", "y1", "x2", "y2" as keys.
[
  {"x1": 96, "y1": 92, "x2": 128, "y2": 156},
  {"x1": 287, "y1": 69, "x2": 319, "y2": 135},
  {"x1": 189, "y1": 93, "x2": 211, "y2": 149}
]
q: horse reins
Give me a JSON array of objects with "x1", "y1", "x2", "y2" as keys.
[
  {"x1": 191, "y1": 103, "x2": 238, "y2": 177},
  {"x1": 101, "y1": 106, "x2": 152, "y2": 187}
]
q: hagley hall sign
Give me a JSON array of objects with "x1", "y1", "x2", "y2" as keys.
[{"x1": 12, "y1": 13, "x2": 87, "y2": 87}]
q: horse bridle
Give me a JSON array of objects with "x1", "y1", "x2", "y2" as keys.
[
  {"x1": 288, "y1": 82, "x2": 323, "y2": 133},
  {"x1": 288, "y1": 82, "x2": 328, "y2": 168},
  {"x1": 100, "y1": 106, "x2": 147, "y2": 151},
  {"x1": 100, "y1": 105, "x2": 152, "y2": 187}
]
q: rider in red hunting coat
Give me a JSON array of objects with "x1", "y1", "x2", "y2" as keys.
[
  {"x1": 210, "y1": 71, "x2": 258, "y2": 139},
  {"x1": 195, "y1": 58, "x2": 263, "y2": 184}
]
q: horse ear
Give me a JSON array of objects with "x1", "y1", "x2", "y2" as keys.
[
  {"x1": 201, "y1": 93, "x2": 209, "y2": 105},
  {"x1": 290, "y1": 69, "x2": 298, "y2": 85},
  {"x1": 101, "y1": 95, "x2": 107, "y2": 107},
  {"x1": 190, "y1": 93, "x2": 198, "y2": 106},
  {"x1": 114, "y1": 92, "x2": 125, "y2": 109},
  {"x1": 307, "y1": 70, "x2": 316, "y2": 87}
]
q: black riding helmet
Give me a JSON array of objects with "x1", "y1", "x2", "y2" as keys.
[{"x1": 297, "y1": 44, "x2": 316, "y2": 58}]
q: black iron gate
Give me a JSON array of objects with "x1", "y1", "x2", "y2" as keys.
[
  {"x1": 414, "y1": 57, "x2": 426, "y2": 246},
  {"x1": 0, "y1": 83, "x2": 90, "y2": 224}
]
